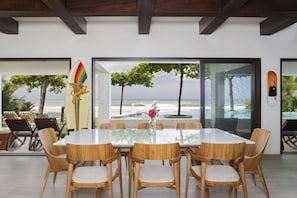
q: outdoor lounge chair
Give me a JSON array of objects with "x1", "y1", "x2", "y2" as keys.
[
  {"x1": 5, "y1": 119, "x2": 40, "y2": 151},
  {"x1": 34, "y1": 118, "x2": 66, "y2": 139},
  {"x1": 281, "y1": 119, "x2": 297, "y2": 150},
  {"x1": 214, "y1": 117, "x2": 239, "y2": 133},
  {"x1": 19, "y1": 111, "x2": 36, "y2": 128}
]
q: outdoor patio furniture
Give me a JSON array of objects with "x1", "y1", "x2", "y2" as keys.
[
  {"x1": 5, "y1": 119, "x2": 40, "y2": 151},
  {"x1": 19, "y1": 111, "x2": 36, "y2": 128},
  {"x1": 34, "y1": 118, "x2": 66, "y2": 139},
  {"x1": 214, "y1": 117, "x2": 239, "y2": 133},
  {"x1": 3, "y1": 111, "x2": 19, "y2": 119},
  {"x1": 281, "y1": 119, "x2": 297, "y2": 150}
]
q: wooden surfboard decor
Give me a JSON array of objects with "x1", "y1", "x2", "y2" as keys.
[{"x1": 65, "y1": 60, "x2": 89, "y2": 131}]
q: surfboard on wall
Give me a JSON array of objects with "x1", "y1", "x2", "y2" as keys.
[
  {"x1": 65, "y1": 60, "x2": 89, "y2": 131},
  {"x1": 267, "y1": 70, "x2": 277, "y2": 107}
]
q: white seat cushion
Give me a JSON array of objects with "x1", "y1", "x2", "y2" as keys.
[
  {"x1": 192, "y1": 165, "x2": 240, "y2": 182},
  {"x1": 139, "y1": 165, "x2": 174, "y2": 183},
  {"x1": 72, "y1": 166, "x2": 116, "y2": 183}
]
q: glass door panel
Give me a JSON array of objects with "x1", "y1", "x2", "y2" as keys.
[{"x1": 201, "y1": 62, "x2": 253, "y2": 138}]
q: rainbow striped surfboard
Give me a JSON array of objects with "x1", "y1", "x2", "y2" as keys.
[{"x1": 65, "y1": 60, "x2": 89, "y2": 131}]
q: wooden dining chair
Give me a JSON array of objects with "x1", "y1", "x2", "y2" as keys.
[
  {"x1": 34, "y1": 118, "x2": 66, "y2": 139},
  {"x1": 176, "y1": 121, "x2": 203, "y2": 129},
  {"x1": 129, "y1": 142, "x2": 181, "y2": 198},
  {"x1": 99, "y1": 122, "x2": 126, "y2": 129},
  {"x1": 185, "y1": 142, "x2": 248, "y2": 198},
  {"x1": 176, "y1": 121, "x2": 203, "y2": 165},
  {"x1": 65, "y1": 143, "x2": 123, "y2": 198},
  {"x1": 37, "y1": 128, "x2": 68, "y2": 198},
  {"x1": 99, "y1": 122, "x2": 128, "y2": 167},
  {"x1": 5, "y1": 119, "x2": 39, "y2": 151},
  {"x1": 242, "y1": 128, "x2": 271, "y2": 198},
  {"x1": 137, "y1": 122, "x2": 164, "y2": 130}
]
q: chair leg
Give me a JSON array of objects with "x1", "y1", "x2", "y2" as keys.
[
  {"x1": 53, "y1": 172, "x2": 58, "y2": 184},
  {"x1": 257, "y1": 165, "x2": 270, "y2": 198},
  {"x1": 252, "y1": 173, "x2": 257, "y2": 186},
  {"x1": 39, "y1": 165, "x2": 50, "y2": 198},
  {"x1": 185, "y1": 153, "x2": 191, "y2": 198}
]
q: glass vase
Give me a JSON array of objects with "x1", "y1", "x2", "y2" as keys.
[{"x1": 149, "y1": 117, "x2": 156, "y2": 135}]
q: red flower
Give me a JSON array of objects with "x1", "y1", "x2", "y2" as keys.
[{"x1": 148, "y1": 109, "x2": 157, "y2": 118}]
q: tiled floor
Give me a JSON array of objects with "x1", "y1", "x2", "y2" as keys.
[{"x1": 0, "y1": 153, "x2": 297, "y2": 197}]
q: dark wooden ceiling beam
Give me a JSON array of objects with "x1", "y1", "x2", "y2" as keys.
[
  {"x1": 41, "y1": 0, "x2": 86, "y2": 34},
  {"x1": 138, "y1": 0, "x2": 155, "y2": 34},
  {"x1": 260, "y1": 16, "x2": 297, "y2": 35},
  {"x1": 199, "y1": 0, "x2": 249, "y2": 34},
  {"x1": 0, "y1": 17, "x2": 18, "y2": 34}
]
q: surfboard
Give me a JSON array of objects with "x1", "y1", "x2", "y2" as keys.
[
  {"x1": 267, "y1": 70, "x2": 277, "y2": 107},
  {"x1": 65, "y1": 60, "x2": 89, "y2": 131}
]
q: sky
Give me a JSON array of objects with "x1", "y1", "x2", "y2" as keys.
[{"x1": 11, "y1": 62, "x2": 200, "y2": 101}]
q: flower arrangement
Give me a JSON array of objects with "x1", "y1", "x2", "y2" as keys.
[
  {"x1": 148, "y1": 109, "x2": 157, "y2": 119},
  {"x1": 148, "y1": 101, "x2": 158, "y2": 132}
]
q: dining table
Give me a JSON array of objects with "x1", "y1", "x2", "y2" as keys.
[{"x1": 53, "y1": 127, "x2": 255, "y2": 148}]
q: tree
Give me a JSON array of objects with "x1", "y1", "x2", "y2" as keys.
[
  {"x1": 135, "y1": 63, "x2": 199, "y2": 116},
  {"x1": 2, "y1": 78, "x2": 34, "y2": 113},
  {"x1": 111, "y1": 64, "x2": 154, "y2": 114},
  {"x1": 10, "y1": 75, "x2": 67, "y2": 116},
  {"x1": 282, "y1": 76, "x2": 297, "y2": 112}
]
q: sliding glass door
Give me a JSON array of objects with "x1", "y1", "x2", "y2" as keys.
[{"x1": 200, "y1": 59, "x2": 261, "y2": 138}]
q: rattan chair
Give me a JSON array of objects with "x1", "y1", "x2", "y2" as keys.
[
  {"x1": 129, "y1": 142, "x2": 181, "y2": 198},
  {"x1": 37, "y1": 128, "x2": 68, "y2": 198},
  {"x1": 185, "y1": 142, "x2": 248, "y2": 198},
  {"x1": 65, "y1": 143, "x2": 123, "y2": 198}
]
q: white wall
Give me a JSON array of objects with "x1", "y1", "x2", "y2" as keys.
[{"x1": 1, "y1": 17, "x2": 297, "y2": 154}]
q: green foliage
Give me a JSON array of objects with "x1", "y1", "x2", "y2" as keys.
[
  {"x1": 9, "y1": 75, "x2": 67, "y2": 115},
  {"x1": 243, "y1": 98, "x2": 251, "y2": 109},
  {"x1": 133, "y1": 63, "x2": 200, "y2": 115},
  {"x1": 111, "y1": 64, "x2": 154, "y2": 114},
  {"x1": 2, "y1": 79, "x2": 34, "y2": 113},
  {"x1": 10, "y1": 75, "x2": 67, "y2": 93},
  {"x1": 282, "y1": 76, "x2": 297, "y2": 112}
]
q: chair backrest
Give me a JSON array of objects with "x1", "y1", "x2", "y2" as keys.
[
  {"x1": 3, "y1": 111, "x2": 19, "y2": 119},
  {"x1": 281, "y1": 119, "x2": 297, "y2": 131},
  {"x1": 5, "y1": 119, "x2": 33, "y2": 132},
  {"x1": 137, "y1": 122, "x2": 164, "y2": 130},
  {"x1": 244, "y1": 128, "x2": 271, "y2": 171},
  {"x1": 132, "y1": 142, "x2": 180, "y2": 161},
  {"x1": 66, "y1": 143, "x2": 115, "y2": 162},
  {"x1": 249, "y1": 128, "x2": 271, "y2": 155},
  {"x1": 214, "y1": 117, "x2": 238, "y2": 132},
  {"x1": 19, "y1": 111, "x2": 35, "y2": 126},
  {"x1": 176, "y1": 122, "x2": 203, "y2": 129},
  {"x1": 99, "y1": 122, "x2": 126, "y2": 129},
  {"x1": 34, "y1": 118, "x2": 60, "y2": 131},
  {"x1": 37, "y1": 128, "x2": 67, "y2": 169},
  {"x1": 198, "y1": 142, "x2": 246, "y2": 161}
]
